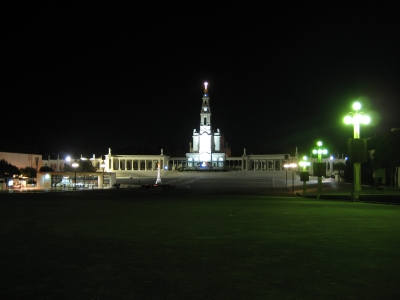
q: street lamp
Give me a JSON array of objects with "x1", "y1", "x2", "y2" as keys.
[
  {"x1": 284, "y1": 163, "x2": 289, "y2": 186},
  {"x1": 299, "y1": 156, "x2": 311, "y2": 196},
  {"x1": 312, "y1": 141, "x2": 328, "y2": 199},
  {"x1": 344, "y1": 102, "x2": 370, "y2": 201},
  {"x1": 72, "y1": 160, "x2": 79, "y2": 190},
  {"x1": 100, "y1": 160, "x2": 106, "y2": 188},
  {"x1": 284, "y1": 163, "x2": 297, "y2": 192}
]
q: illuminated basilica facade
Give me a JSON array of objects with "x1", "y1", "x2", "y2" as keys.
[
  {"x1": 186, "y1": 82, "x2": 228, "y2": 170},
  {"x1": 36, "y1": 81, "x2": 348, "y2": 179},
  {"x1": 39, "y1": 82, "x2": 303, "y2": 176}
]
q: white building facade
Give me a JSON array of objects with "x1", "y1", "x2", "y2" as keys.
[{"x1": 185, "y1": 82, "x2": 227, "y2": 170}]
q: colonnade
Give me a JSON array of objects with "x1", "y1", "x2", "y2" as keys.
[
  {"x1": 227, "y1": 155, "x2": 290, "y2": 171},
  {"x1": 106, "y1": 156, "x2": 168, "y2": 171}
]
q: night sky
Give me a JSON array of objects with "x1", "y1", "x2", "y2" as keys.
[{"x1": 3, "y1": 3, "x2": 399, "y2": 158}]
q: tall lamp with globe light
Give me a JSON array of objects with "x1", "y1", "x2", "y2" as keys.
[
  {"x1": 312, "y1": 141, "x2": 328, "y2": 199},
  {"x1": 72, "y1": 160, "x2": 79, "y2": 190},
  {"x1": 344, "y1": 101, "x2": 370, "y2": 201},
  {"x1": 299, "y1": 156, "x2": 310, "y2": 196},
  {"x1": 100, "y1": 160, "x2": 106, "y2": 188},
  {"x1": 284, "y1": 163, "x2": 297, "y2": 193}
]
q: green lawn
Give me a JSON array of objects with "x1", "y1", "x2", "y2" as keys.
[{"x1": 1, "y1": 190, "x2": 400, "y2": 299}]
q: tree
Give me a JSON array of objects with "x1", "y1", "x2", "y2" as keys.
[
  {"x1": 63, "y1": 164, "x2": 74, "y2": 172},
  {"x1": 20, "y1": 167, "x2": 37, "y2": 178},
  {"x1": 371, "y1": 129, "x2": 400, "y2": 187},
  {"x1": 333, "y1": 162, "x2": 346, "y2": 175},
  {"x1": 0, "y1": 159, "x2": 20, "y2": 177},
  {"x1": 63, "y1": 160, "x2": 97, "y2": 172},
  {"x1": 79, "y1": 160, "x2": 97, "y2": 172},
  {"x1": 39, "y1": 166, "x2": 54, "y2": 172}
]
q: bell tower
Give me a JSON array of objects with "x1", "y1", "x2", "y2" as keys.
[
  {"x1": 186, "y1": 81, "x2": 227, "y2": 170},
  {"x1": 200, "y1": 82, "x2": 212, "y2": 134}
]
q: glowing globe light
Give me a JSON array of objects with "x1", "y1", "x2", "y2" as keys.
[
  {"x1": 343, "y1": 101, "x2": 371, "y2": 200},
  {"x1": 352, "y1": 102, "x2": 362, "y2": 111},
  {"x1": 344, "y1": 102, "x2": 370, "y2": 126},
  {"x1": 344, "y1": 115, "x2": 353, "y2": 124}
]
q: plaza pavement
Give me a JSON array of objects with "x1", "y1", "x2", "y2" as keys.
[
  {"x1": 3, "y1": 170, "x2": 399, "y2": 202},
  {"x1": 1, "y1": 171, "x2": 400, "y2": 299}
]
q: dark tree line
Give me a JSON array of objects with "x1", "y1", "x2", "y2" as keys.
[
  {"x1": 0, "y1": 159, "x2": 20, "y2": 177},
  {"x1": 370, "y1": 129, "x2": 400, "y2": 187},
  {"x1": 342, "y1": 129, "x2": 400, "y2": 187}
]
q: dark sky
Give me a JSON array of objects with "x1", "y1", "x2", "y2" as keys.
[{"x1": 3, "y1": 3, "x2": 399, "y2": 158}]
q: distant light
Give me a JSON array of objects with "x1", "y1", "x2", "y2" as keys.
[
  {"x1": 204, "y1": 82, "x2": 208, "y2": 90},
  {"x1": 363, "y1": 115, "x2": 371, "y2": 124},
  {"x1": 330, "y1": 156, "x2": 334, "y2": 160},
  {"x1": 66, "y1": 156, "x2": 71, "y2": 162},
  {"x1": 45, "y1": 174, "x2": 50, "y2": 179},
  {"x1": 317, "y1": 141, "x2": 322, "y2": 147},
  {"x1": 352, "y1": 102, "x2": 361, "y2": 111},
  {"x1": 284, "y1": 163, "x2": 297, "y2": 169},
  {"x1": 164, "y1": 166, "x2": 168, "y2": 170},
  {"x1": 344, "y1": 113, "x2": 370, "y2": 125},
  {"x1": 344, "y1": 115, "x2": 353, "y2": 124},
  {"x1": 303, "y1": 156, "x2": 308, "y2": 160}
]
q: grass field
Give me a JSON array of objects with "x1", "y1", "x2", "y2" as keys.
[{"x1": 1, "y1": 189, "x2": 400, "y2": 299}]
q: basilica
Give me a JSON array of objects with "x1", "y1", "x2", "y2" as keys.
[
  {"x1": 39, "y1": 82, "x2": 345, "y2": 178},
  {"x1": 186, "y1": 82, "x2": 229, "y2": 170},
  {"x1": 56, "y1": 82, "x2": 295, "y2": 176},
  {"x1": 4, "y1": 82, "x2": 348, "y2": 189}
]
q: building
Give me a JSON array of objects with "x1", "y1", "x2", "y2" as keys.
[
  {"x1": 27, "y1": 83, "x2": 298, "y2": 178},
  {"x1": 186, "y1": 82, "x2": 229, "y2": 170},
  {"x1": 2, "y1": 81, "x2": 348, "y2": 186},
  {"x1": 0, "y1": 152, "x2": 42, "y2": 171}
]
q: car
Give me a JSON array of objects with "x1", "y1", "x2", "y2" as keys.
[
  {"x1": 323, "y1": 175, "x2": 335, "y2": 179},
  {"x1": 141, "y1": 184, "x2": 175, "y2": 190}
]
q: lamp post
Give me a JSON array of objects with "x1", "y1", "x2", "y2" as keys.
[
  {"x1": 344, "y1": 102, "x2": 370, "y2": 200},
  {"x1": 284, "y1": 163, "x2": 289, "y2": 186},
  {"x1": 284, "y1": 163, "x2": 297, "y2": 192},
  {"x1": 312, "y1": 141, "x2": 328, "y2": 199},
  {"x1": 72, "y1": 160, "x2": 79, "y2": 190},
  {"x1": 299, "y1": 156, "x2": 310, "y2": 196},
  {"x1": 100, "y1": 160, "x2": 106, "y2": 189}
]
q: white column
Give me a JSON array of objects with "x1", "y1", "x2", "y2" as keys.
[{"x1": 98, "y1": 174, "x2": 104, "y2": 189}]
